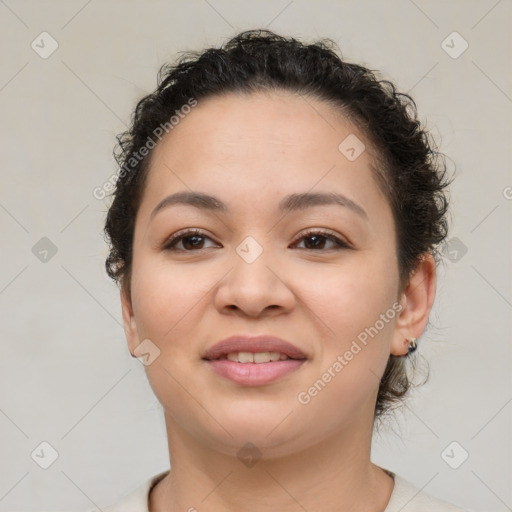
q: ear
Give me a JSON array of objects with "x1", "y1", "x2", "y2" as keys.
[
  {"x1": 120, "y1": 284, "x2": 140, "y2": 357},
  {"x1": 391, "y1": 253, "x2": 437, "y2": 356}
]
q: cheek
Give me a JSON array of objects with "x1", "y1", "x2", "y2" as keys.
[
  {"x1": 129, "y1": 261, "x2": 213, "y2": 418},
  {"x1": 131, "y1": 257, "x2": 217, "y2": 339},
  {"x1": 294, "y1": 254, "x2": 396, "y2": 333},
  {"x1": 294, "y1": 256, "x2": 398, "y2": 399},
  {"x1": 295, "y1": 264, "x2": 397, "y2": 421}
]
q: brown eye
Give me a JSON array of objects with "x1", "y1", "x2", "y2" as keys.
[
  {"x1": 162, "y1": 229, "x2": 350, "y2": 252},
  {"x1": 163, "y1": 229, "x2": 218, "y2": 251},
  {"x1": 292, "y1": 230, "x2": 350, "y2": 251}
]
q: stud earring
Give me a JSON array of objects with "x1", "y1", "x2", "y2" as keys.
[{"x1": 407, "y1": 337, "x2": 418, "y2": 354}]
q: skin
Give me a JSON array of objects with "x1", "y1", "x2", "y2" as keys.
[{"x1": 120, "y1": 90, "x2": 436, "y2": 512}]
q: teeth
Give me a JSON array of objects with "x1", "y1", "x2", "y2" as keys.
[
  {"x1": 253, "y1": 352, "x2": 270, "y2": 363},
  {"x1": 224, "y1": 351, "x2": 290, "y2": 363},
  {"x1": 239, "y1": 351, "x2": 254, "y2": 363}
]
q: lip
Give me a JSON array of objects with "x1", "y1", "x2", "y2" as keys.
[
  {"x1": 202, "y1": 335, "x2": 308, "y2": 386},
  {"x1": 202, "y1": 334, "x2": 308, "y2": 361}
]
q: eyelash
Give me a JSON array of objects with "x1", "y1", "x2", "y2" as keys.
[{"x1": 162, "y1": 229, "x2": 350, "y2": 252}]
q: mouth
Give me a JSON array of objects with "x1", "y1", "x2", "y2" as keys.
[
  {"x1": 210, "y1": 351, "x2": 303, "y2": 363},
  {"x1": 202, "y1": 335, "x2": 308, "y2": 386}
]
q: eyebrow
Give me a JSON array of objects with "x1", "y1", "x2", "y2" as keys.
[{"x1": 150, "y1": 190, "x2": 368, "y2": 220}]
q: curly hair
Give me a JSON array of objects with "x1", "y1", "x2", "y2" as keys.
[{"x1": 103, "y1": 29, "x2": 452, "y2": 420}]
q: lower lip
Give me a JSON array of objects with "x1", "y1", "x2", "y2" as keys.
[{"x1": 204, "y1": 359, "x2": 306, "y2": 386}]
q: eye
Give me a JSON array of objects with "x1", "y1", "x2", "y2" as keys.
[
  {"x1": 291, "y1": 229, "x2": 350, "y2": 251},
  {"x1": 162, "y1": 229, "x2": 218, "y2": 251},
  {"x1": 162, "y1": 228, "x2": 351, "y2": 252}
]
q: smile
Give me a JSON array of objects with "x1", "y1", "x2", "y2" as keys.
[
  {"x1": 220, "y1": 351, "x2": 295, "y2": 363},
  {"x1": 205, "y1": 354, "x2": 306, "y2": 386}
]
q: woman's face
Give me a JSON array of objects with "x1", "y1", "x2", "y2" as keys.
[{"x1": 121, "y1": 90, "x2": 412, "y2": 457}]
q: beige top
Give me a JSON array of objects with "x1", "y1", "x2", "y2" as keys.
[{"x1": 95, "y1": 468, "x2": 469, "y2": 512}]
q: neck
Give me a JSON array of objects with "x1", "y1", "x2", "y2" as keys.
[{"x1": 149, "y1": 413, "x2": 394, "y2": 512}]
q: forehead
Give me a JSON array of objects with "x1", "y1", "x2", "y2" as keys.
[
  {"x1": 157, "y1": 90, "x2": 359, "y2": 159},
  {"x1": 138, "y1": 90, "x2": 389, "y2": 224}
]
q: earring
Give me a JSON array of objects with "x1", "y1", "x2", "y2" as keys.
[{"x1": 407, "y1": 337, "x2": 418, "y2": 354}]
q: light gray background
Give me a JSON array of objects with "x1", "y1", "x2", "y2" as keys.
[{"x1": 0, "y1": 1, "x2": 511, "y2": 511}]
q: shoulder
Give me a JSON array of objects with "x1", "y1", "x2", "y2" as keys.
[
  {"x1": 85, "y1": 470, "x2": 170, "y2": 512},
  {"x1": 83, "y1": 469, "x2": 470, "y2": 512},
  {"x1": 385, "y1": 472, "x2": 470, "y2": 512}
]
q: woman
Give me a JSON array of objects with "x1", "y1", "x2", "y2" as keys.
[{"x1": 99, "y1": 29, "x2": 467, "y2": 511}]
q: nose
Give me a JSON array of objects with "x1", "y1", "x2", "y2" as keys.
[{"x1": 214, "y1": 244, "x2": 296, "y2": 318}]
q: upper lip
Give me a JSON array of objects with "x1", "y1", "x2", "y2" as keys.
[{"x1": 202, "y1": 335, "x2": 308, "y2": 361}]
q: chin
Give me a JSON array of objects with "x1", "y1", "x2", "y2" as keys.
[
  {"x1": 207, "y1": 411, "x2": 312, "y2": 453},
  {"x1": 206, "y1": 430, "x2": 310, "y2": 461}
]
